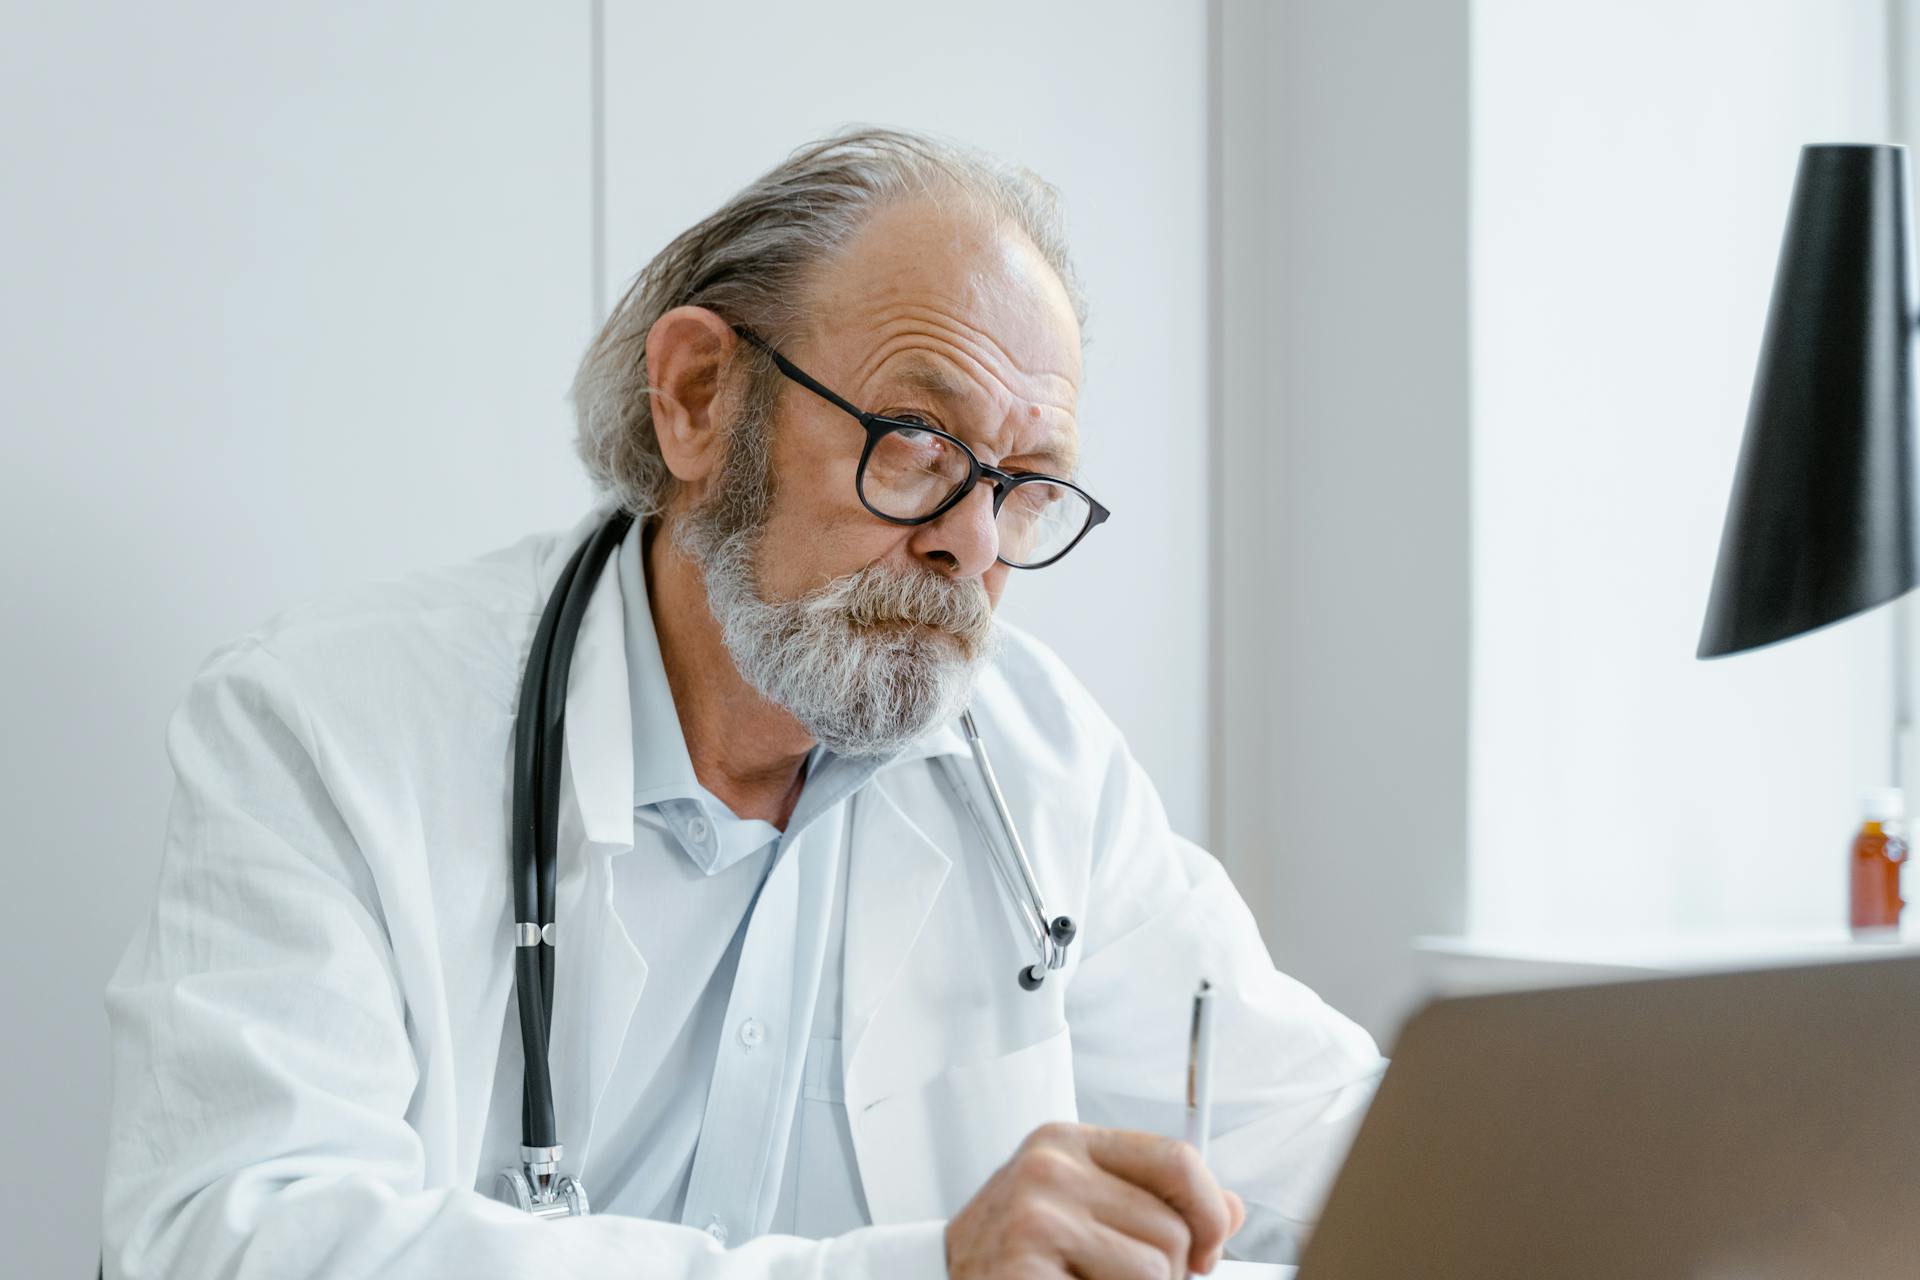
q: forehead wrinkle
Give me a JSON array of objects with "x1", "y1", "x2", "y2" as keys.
[
  {"x1": 849, "y1": 302, "x2": 1079, "y2": 399},
  {"x1": 854, "y1": 323, "x2": 1078, "y2": 427}
]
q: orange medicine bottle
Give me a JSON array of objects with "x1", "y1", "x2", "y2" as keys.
[{"x1": 1849, "y1": 788, "x2": 1908, "y2": 938}]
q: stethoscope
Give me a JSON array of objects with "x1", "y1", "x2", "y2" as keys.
[{"x1": 496, "y1": 508, "x2": 1077, "y2": 1218}]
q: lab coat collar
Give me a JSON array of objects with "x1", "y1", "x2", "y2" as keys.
[
  {"x1": 539, "y1": 503, "x2": 638, "y2": 855},
  {"x1": 842, "y1": 773, "x2": 954, "y2": 1092}
]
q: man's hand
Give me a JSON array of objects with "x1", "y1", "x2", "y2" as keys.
[{"x1": 945, "y1": 1122, "x2": 1248, "y2": 1279}]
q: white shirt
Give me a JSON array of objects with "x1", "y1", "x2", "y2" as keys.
[{"x1": 584, "y1": 520, "x2": 885, "y2": 1243}]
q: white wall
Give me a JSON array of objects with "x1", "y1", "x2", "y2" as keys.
[
  {"x1": 599, "y1": 1, "x2": 1213, "y2": 838},
  {"x1": 1213, "y1": 0, "x2": 1902, "y2": 1040},
  {"x1": 1213, "y1": 0, "x2": 1473, "y2": 1043},
  {"x1": 1469, "y1": 0, "x2": 1898, "y2": 940},
  {"x1": 4, "y1": 7, "x2": 598, "y2": 1273},
  {"x1": 1, "y1": 4, "x2": 1210, "y2": 1272}
]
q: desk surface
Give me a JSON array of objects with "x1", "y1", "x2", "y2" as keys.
[{"x1": 1415, "y1": 925, "x2": 1920, "y2": 997}]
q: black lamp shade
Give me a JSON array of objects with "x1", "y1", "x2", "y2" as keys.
[{"x1": 1698, "y1": 144, "x2": 1920, "y2": 658}]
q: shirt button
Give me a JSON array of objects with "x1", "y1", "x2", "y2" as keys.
[
  {"x1": 686, "y1": 815, "x2": 710, "y2": 844},
  {"x1": 705, "y1": 1217, "x2": 728, "y2": 1245},
  {"x1": 738, "y1": 1017, "x2": 764, "y2": 1049}
]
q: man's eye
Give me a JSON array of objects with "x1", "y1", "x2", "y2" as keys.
[{"x1": 887, "y1": 415, "x2": 946, "y2": 446}]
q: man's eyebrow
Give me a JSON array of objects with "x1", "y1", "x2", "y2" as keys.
[
  {"x1": 1023, "y1": 444, "x2": 1081, "y2": 477},
  {"x1": 878, "y1": 356, "x2": 977, "y2": 403}
]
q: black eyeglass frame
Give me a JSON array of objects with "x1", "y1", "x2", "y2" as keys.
[{"x1": 730, "y1": 323, "x2": 1110, "y2": 569}]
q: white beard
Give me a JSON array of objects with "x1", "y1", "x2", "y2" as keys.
[{"x1": 675, "y1": 516, "x2": 1000, "y2": 758}]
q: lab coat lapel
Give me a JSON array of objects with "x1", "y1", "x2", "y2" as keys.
[
  {"x1": 536, "y1": 509, "x2": 647, "y2": 1176},
  {"x1": 839, "y1": 751, "x2": 1082, "y2": 1225},
  {"x1": 541, "y1": 504, "x2": 636, "y2": 856},
  {"x1": 841, "y1": 776, "x2": 952, "y2": 1100}
]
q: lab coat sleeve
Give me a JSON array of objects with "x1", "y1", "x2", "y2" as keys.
[
  {"x1": 102, "y1": 641, "x2": 950, "y2": 1280},
  {"x1": 1062, "y1": 715, "x2": 1387, "y2": 1265}
]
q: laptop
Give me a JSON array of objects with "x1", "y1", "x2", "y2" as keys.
[{"x1": 1296, "y1": 952, "x2": 1920, "y2": 1279}]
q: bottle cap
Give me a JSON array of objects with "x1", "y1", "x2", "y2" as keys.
[{"x1": 1862, "y1": 787, "x2": 1905, "y2": 823}]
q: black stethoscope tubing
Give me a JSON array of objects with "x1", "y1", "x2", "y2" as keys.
[{"x1": 511, "y1": 508, "x2": 635, "y2": 1153}]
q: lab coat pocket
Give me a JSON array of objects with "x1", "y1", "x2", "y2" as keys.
[
  {"x1": 850, "y1": 1022, "x2": 1078, "y2": 1224},
  {"x1": 788, "y1": 1036, "x2": 868, "y2": 1238}
]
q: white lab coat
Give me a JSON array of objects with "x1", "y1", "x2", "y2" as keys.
[{"x1": 103, "y1": 506, "x2": 1384, "y2": 1279}]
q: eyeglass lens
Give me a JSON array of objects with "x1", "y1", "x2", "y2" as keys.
[{"x1": 861, "y1": 424, "x2": 1092, "y2": 567}]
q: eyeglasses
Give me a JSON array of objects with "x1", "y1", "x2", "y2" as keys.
[{"x1": 731, "y1": 324, "x2": 1110, "y2": 570}]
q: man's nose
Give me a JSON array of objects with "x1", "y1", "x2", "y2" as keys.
[{"x1": 907, "y1": 482, "x2": 999, "y2": 578}]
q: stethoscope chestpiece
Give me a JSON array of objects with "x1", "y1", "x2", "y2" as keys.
[{"x1": 497, "y1": 1145, "x2": 591, "y2": 1219}]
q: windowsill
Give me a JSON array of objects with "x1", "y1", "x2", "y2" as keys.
[{"x1": 1412, "y1": 925, "x2": 1920, "y2": 997}]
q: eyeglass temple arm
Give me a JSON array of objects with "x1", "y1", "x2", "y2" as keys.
[{"x1": 730, "y1": 323, "x2": 869, "y2": 422}]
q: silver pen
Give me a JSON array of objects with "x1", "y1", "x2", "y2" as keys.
[{"x1": 1184, "y1": 978, "x2": 1216, "y2": 1163}]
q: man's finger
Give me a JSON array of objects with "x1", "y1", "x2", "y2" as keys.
[
  {"x1": 1065, "y1": 1217, "x2": 1197, "y2": 1280},
  {"x1": 1078, "y1": 1128, "x2": 1234, "y2": 1271},
  {"x1": 1225, "y1": 1189, "x2": 1246, "y2": 1237},
  {"x1": 1080, "y1": 1163, "x2": 1194, "y2": 1275}
]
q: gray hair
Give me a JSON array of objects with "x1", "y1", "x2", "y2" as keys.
[{"x1": 569, "y1": 126, "x2": 1088, "y2": 518}]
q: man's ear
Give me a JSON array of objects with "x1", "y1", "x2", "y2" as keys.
[{"x1": 646, "y1": 306, "x2": 740, "y2": 493}]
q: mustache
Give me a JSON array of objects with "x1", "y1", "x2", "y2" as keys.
[{"x1": 806, "y1": 563, "x2": 997, "y2": 647}]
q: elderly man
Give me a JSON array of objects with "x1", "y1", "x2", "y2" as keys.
[{"x1": 103, "y1": 129, "x2": 1383, "y2": 1280}]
